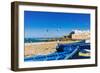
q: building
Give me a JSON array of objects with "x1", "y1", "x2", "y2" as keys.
[{"x1": 70, "y1": 30, "x2": 90, "y2": 40}]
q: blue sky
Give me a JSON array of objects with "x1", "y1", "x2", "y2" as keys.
[{"x1": 24, "y1": 11, "x2": 90, "y2": 38}]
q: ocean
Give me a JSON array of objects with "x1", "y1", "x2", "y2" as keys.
[{"x1": 24, "y1": 38, "x2": 50, "y2": 43}]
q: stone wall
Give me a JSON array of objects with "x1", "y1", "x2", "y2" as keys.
[{"x1": 71, "y1": 32, "x2": 90, "y2": 40}]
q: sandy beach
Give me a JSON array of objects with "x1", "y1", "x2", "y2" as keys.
[{"x1": 24, "y1": 40, "x2": 79, "y2": 57}]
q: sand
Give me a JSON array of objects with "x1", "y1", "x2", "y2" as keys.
[
  {"x1": 24, "y1": 40, "x2": 78, "y2": 57},
  {"x1": 25, "y1": 42, "x2": 57, "y2": 57}
]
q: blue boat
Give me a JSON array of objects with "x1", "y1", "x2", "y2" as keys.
[{"x1": 24, "y1": 41, "x2": 90, "y2": 61}]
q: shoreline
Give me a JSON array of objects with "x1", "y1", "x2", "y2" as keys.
[{"x1": 25, "y1": 40, "x2": 79, "y2": 46}]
